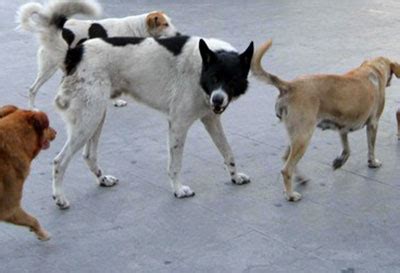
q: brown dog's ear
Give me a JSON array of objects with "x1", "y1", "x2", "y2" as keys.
[
  {"x1": 391, "y1": 62, "x2": 400, "y2": 78},
  {"x1": 28, "y1": 111, "x2": 49, "y2": 132},
  {"x1": 146, "y1": 12, "x2": 162, "y2": 29},
  {"x1": 0, "y1": 105, "x2": 18, "y2": 118}
]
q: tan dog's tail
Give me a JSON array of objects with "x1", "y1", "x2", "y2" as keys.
[{"x1": 251, "y1": 39, "x2": 289, "y2": 92}]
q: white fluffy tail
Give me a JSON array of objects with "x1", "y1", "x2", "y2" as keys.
[{"x1": 17, "y1": 0, "x2": 102, "y2": 32}]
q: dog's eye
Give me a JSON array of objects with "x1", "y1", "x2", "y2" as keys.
[
  {"x1": 212, "y1": 76, "x2": 219, "y2": 83},
  {"x1": 164, "y1": 23, "x2": 169, "y2": 27}
]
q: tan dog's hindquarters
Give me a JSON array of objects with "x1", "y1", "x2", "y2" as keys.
[{"x1": 252, "y1": 39, "x2": 400, "y2": 201}]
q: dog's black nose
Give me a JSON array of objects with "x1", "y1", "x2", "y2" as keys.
[{"x1": 212, "y1": 94, "x2": 224, "y2": 106}]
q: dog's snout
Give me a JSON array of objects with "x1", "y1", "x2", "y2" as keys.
[{"x1": 212, "y1": 94, "x2": 224, "y2": 106}]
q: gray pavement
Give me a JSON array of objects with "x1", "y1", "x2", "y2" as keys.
[{"x1": 1, "y1": 0, "x2": 400, "y2": 272}]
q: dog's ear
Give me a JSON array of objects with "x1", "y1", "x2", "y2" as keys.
[
  {"x1": 28, "y1": 111, "x2": 49, "y2": 132},
  {"x1": 391, "y1": 62, "x2": 400, "y2": 78},
  {"x1": 239, "y1": 41, "x2": 254, "y2": 73},
  {"x1": 146, "y1": 12, "x2": 162, "y2": 29},
  {"x1": 0, "y1": 105, "x2": 18, "y2": 118},
  {"x1": 199, "y1": 39, "x2": 217, "y2": 67}
]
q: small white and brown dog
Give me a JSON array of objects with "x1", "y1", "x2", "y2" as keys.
[
  {"x1": 252, "y1": 39, "x2": 400, "y2": 202},
  {"x1": 17, "y1": 0, "x2": 180, "y2": 108},
  {"x1": 27, "y1": 1, "x2": 254, "y2": 209}
]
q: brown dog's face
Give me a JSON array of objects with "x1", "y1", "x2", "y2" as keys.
[{"x1": 146, "y1": 11, "x2": 180, "y2": 38}]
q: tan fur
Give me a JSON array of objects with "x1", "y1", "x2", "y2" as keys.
[
  {"x1": 0, "y1": 105, "x2": 56, "y2": 240},
  {"x1": 146, "y1": 11, "x2": 170, "y2": 36},
  {"x1": 252, "y1": 39, "x2": 400, "y2": 201}
]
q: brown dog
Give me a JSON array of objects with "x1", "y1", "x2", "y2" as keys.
[
  {"x1": 0, "y1": 105, "x2": 56, "y2": 240},
  {"x1": 251, "y1": 39, "x2": 400, "y2": 201}
]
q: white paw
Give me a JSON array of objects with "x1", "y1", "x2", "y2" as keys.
[
  {"x1": 284, "y1": 191, "x2": 302, "y2": 202},
  {"x1": 368, "y1": 159, "x2": 382, "y2": 168},
  {"x1": 113, "y1": 99, "x2": 128, "y2": 107},
  {"x1": 231, "y1": 172, "x2": 251, "y2": 185},
  {"x1": 99, "y1": 175, "x2": 119, "y2": 187},
  {"x1": 174, "y1": 185, "x2": 195, "y2": 198},
  {"x1": 53, "y1": 194, "x2": 70, "y2": 210}
]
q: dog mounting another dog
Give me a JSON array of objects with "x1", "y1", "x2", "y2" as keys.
[
  {"x1": 26, "y1": 2, "x2": 254, "y2": 209},
  {"x1": 17, "y1": 0, "x2": 180, "y2": 109},
  {"x1": 0, "y1": 105, "x2": 56, "y2": 240},
  {"x1": 252, "y1": 39, "x2": 400, "y2": 201}
]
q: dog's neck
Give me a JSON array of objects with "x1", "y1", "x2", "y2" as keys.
[{"x1": 125, "y1": 14, "x2": 149, "y2": 37}]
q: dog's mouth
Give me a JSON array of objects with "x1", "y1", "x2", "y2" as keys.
[
  {"x1": 41, "y1": 127, "x2": 57, "y2": 150},
  {"x1": 212, "y1": 105, "x2": 226, "y2": 114},
  {"x1": 41, "y1": 139, "x2": 51, "y2": 150}
]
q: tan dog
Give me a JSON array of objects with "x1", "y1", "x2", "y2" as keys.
[
  {"x1": 251, "y1": 39, "x2": 400, "y2": 201},
  {"x1": 0, "y1": 105, "x2": 56, "y2": 240}
]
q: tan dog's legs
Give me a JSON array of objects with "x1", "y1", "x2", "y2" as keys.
[
  {"x1": 333, "y1": 132, "x2": 350, "y2": 169},
  {"x1": 397, "y1": 110, "x2": 400, "y2": 140},
  {"x1": 366, "y1": 121, "x2": 382, "y2": 168},
  {"x1": 281, "y1": 132, "x2": 313, "y2": 202},
  {"x1": 5, "y1": 207, "x2": 50, "y2": 241},
  {"x1": 282, "y1": 146, "x2": 309, "y2": 183}
]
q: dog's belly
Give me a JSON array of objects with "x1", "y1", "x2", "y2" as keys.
[{"x1": 317, "y1": 119, "x2": 366, "y2": 132}]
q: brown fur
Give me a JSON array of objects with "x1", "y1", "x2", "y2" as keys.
[
  {"x1": 146, "y1": 11, "x2": 170, "y2": 36},
  {"x1": 0, "y1": 105, "x2": 56, "y2": 240},
  {"x1": 252, "y1": 39, "x2": 400, "y2": 201}
]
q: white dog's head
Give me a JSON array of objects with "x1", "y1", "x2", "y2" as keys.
[{"x1": 146, "y1": 11, "x2": 180, "y2": 38}]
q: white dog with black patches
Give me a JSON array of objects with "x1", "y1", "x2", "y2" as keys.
[
  {"x1": 17, "y1": 0, "x2": 180, "y2": 108},
  {"x1": 27, "y1": 4, "x2": 254, "y2": 209}
]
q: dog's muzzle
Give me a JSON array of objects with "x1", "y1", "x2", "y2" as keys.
[{"x1": 210, "y1": 90, "x2": 228, "y2": 114}]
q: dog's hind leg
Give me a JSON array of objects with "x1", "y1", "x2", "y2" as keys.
[
  {"x1": 82, "y1": 112, "x2": 119, "y2": 187},
  {"x1": 28, "y1": 47, "x2": 58, "y2": 109},
  {"x1": 201, "y1": 114, "x2": 250, "y2": 185},
  {"x1": 6, "y1": 207, "x2": 50, "y2": 241},
  {"x1": 366, "y1": 120, "x2": 382, "y2": 168},
  {"x1": 283, "y1": 146, "x2": 309, "y2": 184},
  {"x1": 396, "y1": 110, "x2": 400, "y2": 140},
  {"x1": 332, "y1": 132, "x2": 350, "y2": 170}
]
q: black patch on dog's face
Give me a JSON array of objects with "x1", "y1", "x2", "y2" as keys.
[
  {"x1": 156, "y1": 35, "x2": 189, "y2": 56},
  {"x1": 50, "y1": 15, "x2": 67, "y2": 29},
  {"x1": 199, "y1": 39, "x2": 254, "y2": 103},
  {"x1": 65, "y1": 45, "x2": 84, "y2": 75},
  {"x1": 62, "y1": 28, "x2": 75, "y2": 46},
  {"x1": 88, "y1": 23, "x2": 108, "y2": 39},
  {"x1": 102, "y1": 37, "x2": 145, "y2": 47}
]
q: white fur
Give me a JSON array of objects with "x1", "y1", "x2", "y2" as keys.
[
  {"x1": 43, "y1": 30, "x2": 248, "y2": 208},
  {"x1": 17, "y1": 0, "x2": 179, "y2": 109}
]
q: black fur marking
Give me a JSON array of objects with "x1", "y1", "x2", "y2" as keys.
[
  {"x1": 317, "y1": 119, "x2": 344, "y2": 131},
  {"x1": 229, "y1": 162, "x2": 235, "y2": 167},
  {"x1": 62, "y1": 28, "x2": 75, "y2": 46},
  {"x1": 102, "y1": 37, "x2": 145, "y2": 47},
  {"x1": 51, "y1": 15, "x2": 67, "y2": 29},
  {"x1": 65, "y1": 45, "x2": 84, "y2": 75},
  {"x1": 88, "y1": 23, "x2": 108, "y2": 39},
  {"x1": 156, "y1": 35, "x2": 189, "y2": 56},
  {"x1": 76, "y1": 38, "x2": 87, "y2": 46}
]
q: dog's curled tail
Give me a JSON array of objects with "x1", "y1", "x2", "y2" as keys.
[
  {"x1": 251, "y1": 39, "x2": 289, "y2": 92},
  {"x1": 16, "y1": 0, "x2": 102, "y2": 33}
]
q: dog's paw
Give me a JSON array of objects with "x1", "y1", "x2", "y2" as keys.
[
  {"x1": 113, "y1": 99, "x2": 128, "y2": 107},
  {"x1": 52, "y1": 194, "x2": 70, "y2": 210},
  {"x1": 99, "y1": 175, "x2": 119, "y2": 187},
  {"x1": 284, "y1": 191, "x2": 302, "y2": 202},
  {"x1": 37, "y1": 229, "x2": 51, "y2": 241},
  {"x1": 368, "y1": 159, "x2": 382, "y2": 168},
  {"x1": 231, "y1": 173, "x2": 251, "y2": 185},
  {"x1": 174, "y1": 185, "x2": 195, "y2": 198}
]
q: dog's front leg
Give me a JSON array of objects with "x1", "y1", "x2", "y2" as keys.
[
  {"x1": 201, "y1": 114, "x2": 250, "y2": 185},
  {"x1": 366, "y1": 121, "x2": 382, "y2": 168},
  {"x1": 168, "y1": 121, "x2": 195, "y2": 198}
]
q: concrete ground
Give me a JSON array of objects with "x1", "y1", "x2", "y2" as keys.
[{"x1": 1, "y1": 0, "x2": 400, "y2": 272}]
